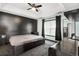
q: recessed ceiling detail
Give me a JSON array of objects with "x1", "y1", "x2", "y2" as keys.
[{"x1": 0, "y1": 3, "x2": 79, "y2": 19}]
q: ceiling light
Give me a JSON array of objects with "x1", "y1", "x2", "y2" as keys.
[{"x1": 32, "y1": 7, "x2": 36, "y2": 11}]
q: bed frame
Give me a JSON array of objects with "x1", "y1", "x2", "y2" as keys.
[{"x1": 11, "y1": 39, "x2": 45, "y2": 56}]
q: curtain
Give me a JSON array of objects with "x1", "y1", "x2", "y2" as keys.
[
  {"x1": 55, "y1": 15, "x2": 62, "y2": 41},
  {"x1": 42, "y1": 19, "x2": 45, "y2": 37}
]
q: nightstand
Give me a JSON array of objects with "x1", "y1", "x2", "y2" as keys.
[{"x1": 0, "y1": 35, "x2": 6, "y2": 45}]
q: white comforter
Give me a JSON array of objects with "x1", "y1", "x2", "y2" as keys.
[{"x1": 9, "y1": 34, "x2": 43, "y2": 46}]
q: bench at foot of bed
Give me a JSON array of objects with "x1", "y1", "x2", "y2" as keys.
[{"x1": 11, "y1": 39, "x2": 45, "y2": 56}]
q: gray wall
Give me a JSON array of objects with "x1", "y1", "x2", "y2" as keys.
[{"x1": 0, "y1": 12, "x2": 37, "y2": 36}]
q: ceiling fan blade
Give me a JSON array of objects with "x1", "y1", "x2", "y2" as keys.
[
  {"x1": 27, "y1": 8, "x2": 31, "y2": 10},
  {"x1": 32, "y1": 4, "x2": 35, "y2": 7},
  {"x1": 36, "y1": 9, "x2": 38, "y2": 12},
  {"x1": 28, "y1": 3, "x2": 33, "y2": 7},
  {"x1": 36, "y1": 5, "x2": 42, "y2": 8}
]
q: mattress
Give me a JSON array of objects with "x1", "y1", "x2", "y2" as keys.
[{"x1": 9, "y1": 34, "x2": 43, "y2": 46}]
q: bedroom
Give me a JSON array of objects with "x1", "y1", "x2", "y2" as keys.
[{"x1": 0, "y1": 3, "x2": 79, "y2": 56}]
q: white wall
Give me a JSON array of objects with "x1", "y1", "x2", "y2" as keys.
[
  {"x1": 68, "y1": 15, "x2": 75, "y2": 37},
  {"x1": 64, "y1": 19, "x2": 69, "y2": 27},
  {"x1": 61, "y1": 15, "x2": 64, "y2": 40},
  {"x1": 37, "y1": 19, "x2": 42, "y2": 36}
]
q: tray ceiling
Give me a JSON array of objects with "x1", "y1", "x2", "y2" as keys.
[{"x1": 0, "y1": 3, "x2": 79, "y2": 19}]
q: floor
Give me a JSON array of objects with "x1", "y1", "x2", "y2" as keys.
[
  {"x1": 20, "y1": 40, "x2": 55, "y2": 56},
  {"x1": 0, "y1": 40, "x2": 55, "y2": 56},
  {"x1": 0, "y1": 44, "x2": 13, "y2": 56}
]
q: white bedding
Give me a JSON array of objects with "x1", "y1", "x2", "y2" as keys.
[{"x1": 9, "y1": 34, "x2": 43, "y2": 46}]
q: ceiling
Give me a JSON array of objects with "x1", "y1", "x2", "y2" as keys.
[{"x1": 0, "y1": 3, "x2": 79, "y2": 19}]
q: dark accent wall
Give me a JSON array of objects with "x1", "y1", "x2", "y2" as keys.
[{"x1": 0, "y1": 12, "x2": 37, "y2": 36}]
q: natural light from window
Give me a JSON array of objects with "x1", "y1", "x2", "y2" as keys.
[{"x1": 44, "y1": 20, "x2": 56, "y2": 40}]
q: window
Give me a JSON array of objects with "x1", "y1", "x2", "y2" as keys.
[{"x1": 44, "y1": 20, "x2": 56, "y2": 40}]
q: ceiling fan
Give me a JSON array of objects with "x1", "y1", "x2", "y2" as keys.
[{"x1": 27, "y1": 3, "x2": 42, "y2": 12}]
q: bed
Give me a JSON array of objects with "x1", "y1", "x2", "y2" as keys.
[{"x1": 9, "y1": 34, "x2": 45, "y2": 56}]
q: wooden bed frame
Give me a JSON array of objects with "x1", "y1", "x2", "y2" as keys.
[{"x1": 11, "y1": 39, "x2": 45, "y2": 56}]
